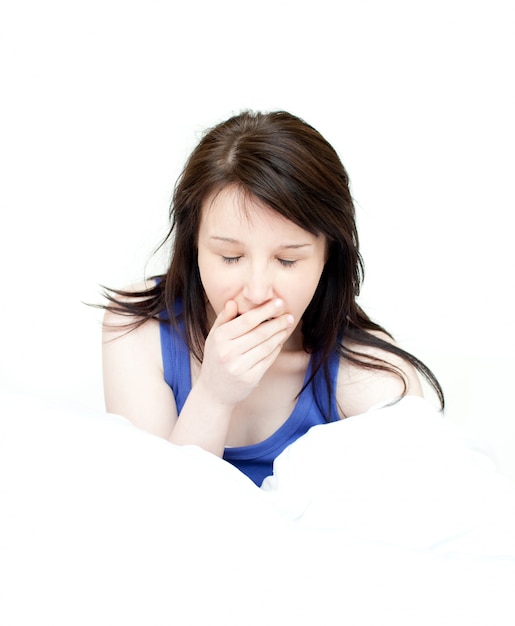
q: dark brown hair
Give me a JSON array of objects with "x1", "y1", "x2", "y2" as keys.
[{"x1": 104, "y1": 110, "x2": 444, "y2": 413}]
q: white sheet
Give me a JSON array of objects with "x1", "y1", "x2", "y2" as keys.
[
  {"x1": 262, "y1": 396, "x2": 515, "y2": 554},
  {"x1": 1, "y1": 389, "x2": 514, "y2": 625}
]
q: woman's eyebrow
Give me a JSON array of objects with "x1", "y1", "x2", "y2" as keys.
[
  {"x1": 209, "y1": 236, "x2": 241, "y2": 243},
  {"x1": 279, "y1": 243, "x2": 312, "y2": 249}
]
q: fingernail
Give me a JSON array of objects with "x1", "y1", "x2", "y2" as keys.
[
  {"x1": 286, "y1": 314, "x2": 294, "y2": 325},
  {"x1": 274, "y1": 298, "x2": 283, "y2": 309}
]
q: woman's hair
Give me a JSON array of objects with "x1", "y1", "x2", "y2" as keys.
[{"x1": 104, "y1": 110, "x2": 444, "y2": 412}]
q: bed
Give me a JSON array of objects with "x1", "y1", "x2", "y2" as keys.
[{"x1": 1, "y1": 388, "x2": 514, "y2": 625}]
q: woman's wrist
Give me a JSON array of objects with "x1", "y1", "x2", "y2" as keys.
[{"x1": 168, "y1": 379, "x2": 234, "y2": 456}]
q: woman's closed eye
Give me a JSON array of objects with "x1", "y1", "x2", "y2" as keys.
[
  {"x1": 222, "y1": 256, "x2": 242, "y2": 264},
  {"x1": 222, "y1": 256, "x2": 298, "y2": 268}
]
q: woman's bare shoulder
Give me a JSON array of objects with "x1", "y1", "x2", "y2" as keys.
[
  {"x1": 336, "y1": 330, "x2": 423, "y2": 417},
  {"x1": 102, "y1": 278, "x2": 155, "y2": 313},
  {"x1": 101, "y1": 280, "x2": 162, "y2": 372},
  {"x1": 101, "y1": 281, "x2": 177, "y2": 436}
]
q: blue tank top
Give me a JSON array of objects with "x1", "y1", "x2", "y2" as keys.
[{"x1": 159, "y1": 303, "x2": 341, "y2": 486}]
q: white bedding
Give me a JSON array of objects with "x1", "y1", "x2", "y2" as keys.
[{"x1": 1, "y1": 389, "x2": 514, "y2": 625}]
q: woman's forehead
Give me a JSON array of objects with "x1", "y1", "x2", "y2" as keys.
[
  {"x1": 201, "y1": 186, "x2": 297, "y2": 231},
  {"x1": 202, "y1": 184, "x2": 263, "y2": 215}
]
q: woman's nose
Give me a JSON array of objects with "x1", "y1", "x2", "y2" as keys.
[{"x1": 242, "y1": 265, "x2": 274, "y2": 304}]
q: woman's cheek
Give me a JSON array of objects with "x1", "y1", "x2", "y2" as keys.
[{"x1": 204, "y1": 283, "x2": 238, "y2": 317}]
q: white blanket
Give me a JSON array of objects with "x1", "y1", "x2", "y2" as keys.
[{"x1": 1, "y1": 390, "x2": 514, "y2": 625}]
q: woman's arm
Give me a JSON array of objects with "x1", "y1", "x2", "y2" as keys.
[
  {"x1": 102, "y1": 311, "x2": 179, "y2": 438},
  {"x1": 103, "y1": 309, "x2": 237, "y2": 456},
  {"x1": 102, "y1": 292, "x2": 293, "y2": 457}
]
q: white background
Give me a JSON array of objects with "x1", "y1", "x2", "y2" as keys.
[{"x1": 1, "y1": 0, "x2": 514, "y2": 478}]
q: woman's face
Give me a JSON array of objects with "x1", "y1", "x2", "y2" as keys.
[{"x1": 197, "y1": 185, "x2": 327, "y2": 348}]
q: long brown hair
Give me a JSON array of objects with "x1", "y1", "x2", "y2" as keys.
[{"x1": 103, "y1": 110, "x2": 444, "y2": 412}]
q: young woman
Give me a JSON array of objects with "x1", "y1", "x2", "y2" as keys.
[{"x1": 102, "y1": 110, "x2": 443, "y2": 486}]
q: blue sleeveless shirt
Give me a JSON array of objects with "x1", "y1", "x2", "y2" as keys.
[{"x1": 159, "y1": 303, "x2": 341, "y2": 486}]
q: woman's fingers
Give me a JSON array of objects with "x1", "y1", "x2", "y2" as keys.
[
  {"x1": 232, "y1": 299, "x2": 287, "y2": 337},
  {"x1": 214, "y1": 299, "x2": 291, "y2": 339},
  {"x1": 227, "y1": 323, "x2": 291, "y2": 377},
  {"x1": 212, "y1": 301, "x2": 294, "y2": 358}
]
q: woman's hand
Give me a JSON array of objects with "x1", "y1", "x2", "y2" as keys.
[
  {"x1": 171, "y1": 298, "x2": 294, "y2": 455},
  {"x1": 196, "y1": 298, "x2": 295, "y2": 408}
]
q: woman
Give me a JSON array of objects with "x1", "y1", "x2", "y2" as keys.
[{"x1": 102, "y1": 110, "x2": 443, "y2": 486}]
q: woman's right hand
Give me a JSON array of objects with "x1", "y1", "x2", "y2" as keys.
[{"x1": 196, "y1": 298, "x2": 295, "y2": 408}]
